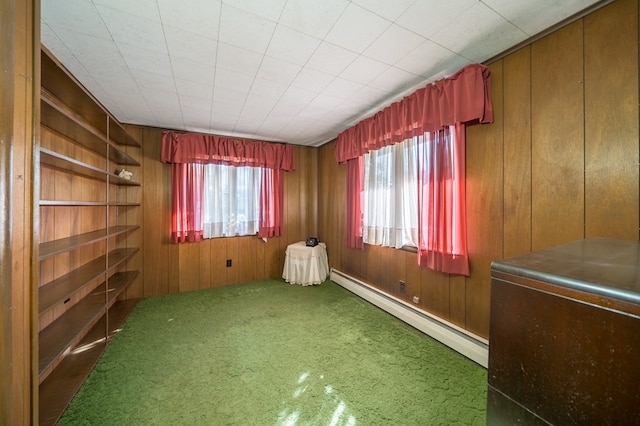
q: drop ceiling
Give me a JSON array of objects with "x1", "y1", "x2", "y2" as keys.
[{"x1": 41, "y1": 0, "x2": 606, "y2": 147}]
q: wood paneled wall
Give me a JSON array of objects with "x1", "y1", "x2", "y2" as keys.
[
  {"x1": 124, "y1": 126, "x2": 319, "y2": 298},
  {"x1": 1, "y1": 0, "x2": 38, "y2": 424},
  {"x1": 318, "y1": 0, "x2": 639, "y2": 340}
]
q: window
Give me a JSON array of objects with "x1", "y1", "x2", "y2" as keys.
[
  {"x1": 202, "y1": 164, "x2": 261, "y2": 238},
  {"x1": 362, "y1": 137, "x2": 418, "y2": 249},
  {"x1": 361, "y1": 125, "x2": 469, "y2": 275}
]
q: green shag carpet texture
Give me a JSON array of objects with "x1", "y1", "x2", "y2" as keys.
[{"x1": 59, "y1": 279, "x2": 487, "y2": 425}]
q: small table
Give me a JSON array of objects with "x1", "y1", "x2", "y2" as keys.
[{"x1": 282, "y1": 241, "x2": 329, "y2": 286}]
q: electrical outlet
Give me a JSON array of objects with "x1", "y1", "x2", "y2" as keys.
[
  {"x1": 399, "y1": 280, "x2": 406, "y2": 292},
  {"x1": 226, "y1": 259, "x2": 232, "y2": 267},
  {"x1": 412, "y1": 296, "x2": 420, "y2": 304}
]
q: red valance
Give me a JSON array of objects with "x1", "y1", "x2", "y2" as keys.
[
  {"x1": 335, "y1": 63, "x2": 493, "y2": 163},
  {"x1": 161, "y1": 131, "x2": 295, "y2": 171}
]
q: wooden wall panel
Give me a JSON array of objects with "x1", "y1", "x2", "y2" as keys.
[
  {"x1": 503, "y1": 47, "x2": 532, "y2": 258},
  {"x1": 317, "y1": 140, "x2": 345, "y2": 272},
  {"x1": 584, "y1": 0, "x2": 639, "y2": 239},
  {"x1": 419, "y1": 265, "x2": 450, "y2": 321},
  {"x1": 140, "y1": 127, "x2": 177, "y2": 297},
  {"x1": 531, "y1": 21, "x2": 585, "y2": 250},
  {"x1": 178, "y1": 241, "x2": 200, "y2": 293},
  {"x1": 2, "y1": 0, "x2": 37, "y2": 422},
  {"x1": 209, "y1": 237, "x2": 227, "y2": 287},
  {"x1": 464, "y1": 60, "x2": 504, "y2": 337}
]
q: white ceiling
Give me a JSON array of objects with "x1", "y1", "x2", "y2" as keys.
[{"x1": 41, "y1": 0, "x2": 604, "y2": 147}]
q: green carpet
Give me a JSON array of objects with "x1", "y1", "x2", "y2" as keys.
[{"x1": 59, "y1": 279, "x2": 487, "y2": 425}]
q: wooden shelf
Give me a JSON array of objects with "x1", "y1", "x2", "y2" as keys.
[
  {"x1": 109, "y1": 118, "x2": 140, "y2": 147},
  {"x1": 38, "y1": 284, "x2": 107, "y2": 382},
  {"x1": 40, "y1": 148, "x2": 141, "y2": 186},
  {"x1": 41, "y1": 94, "x2": 140, "y2": 167},
  {"x1": 38, "y1": 298, "x2": 138, "y2": 426},
  {"x1": 41, "y1": 49, "x2": 108, "y2": 135},
  {"x1": 39, "y1": 225, "x2": 139, "y2": 260},
  {"x1": 39, "y1": 257, "x2": 139, "y2": 316},
  {"x1": 40, "y1": 200, "x2": 108, "y2": 206},
  {"x1": 107, "y1": 271, "x2": 139, "y2": 305}
]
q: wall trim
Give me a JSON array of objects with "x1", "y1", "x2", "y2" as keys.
[{"x1": 330, "y1": 268, "x2": 488, "y2": 368}]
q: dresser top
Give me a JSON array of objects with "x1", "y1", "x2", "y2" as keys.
[{"x1": 491, "y1": 238, "x2": 640, "y2": 305}]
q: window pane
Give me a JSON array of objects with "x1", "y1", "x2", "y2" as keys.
[{"x1": 202, "y1": 164, "x2": 261, "y2": 238}]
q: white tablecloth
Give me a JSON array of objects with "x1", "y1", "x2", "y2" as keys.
[{"x1": 283, "y1": 241, "x2": 329, "y2": 286}]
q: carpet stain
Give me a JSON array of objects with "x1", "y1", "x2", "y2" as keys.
[{"x1": 59, "y1": 279, "x2": 487, "y2": 425}]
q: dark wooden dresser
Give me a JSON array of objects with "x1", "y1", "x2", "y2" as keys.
[{"x1": 487, "y1": 238, "x2": 640, "y2": 425}]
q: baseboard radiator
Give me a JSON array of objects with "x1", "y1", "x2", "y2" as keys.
[{"x1": 330, "y1": 268, "x2": 489, "y2": 368}]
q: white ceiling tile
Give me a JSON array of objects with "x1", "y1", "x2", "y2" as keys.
[
  {"x1": 93, "y1": 0, "x2": 161, "y2": 22},
  {"x1": 216, "y1": 43, "x2": 263, "y2": 75},
  {"x1": 172, "y1": 59, "x2": 215, "y2": 85},
  {"x1": 144, "y1": 89, "x2": 180, "y2": 107},
  {"x1": 157, "y1": 0, "x2": 221, "y2": 39},
  {"x1": 290, "y1": 68, "x2": 335, "y2": 93},
  {"x1": 430, "y1": 3, "x2": 527, "y2": 63},
  {"x1": 179, "y1": 95, "x2": 212, "y2": 111},
  {"x1": 130, "y1": 68, "x2": 176, "y2": 92},
  {"x1": 394, "y1": 40, "x2": 456, "y2": 76},
  {"x1": 396, "y1": 0, "x2": 476, "y2": 39},
  {"x1": 212, "y1": 86, "x2": 249, "y2": 106},
  {"x1": 211, "y1": 99, "x2": 243, "y2": 117},
  {"x1": 244, "y1": 94, "x2": 278, "y2": 112},
  {"x1": 279, "y1": 0, "x2": 349, "y2": 39},
  {"x1": 279, "y1": 86, "x2": 319, "y2": 106},
  {"x1": 163, "y1": 26, "x2": 218, "y2": 67},
  {"x1": 183, "y1": 114, "x2": 213, "y2": 131},
  {"x1": 258, "y1": 114, "x2": 292, "y2": 134},
  {"x1": 265, "y1": 26, "x2": 321, "y2": 66},
  {"x1": 305, "y1": 41, "x2": 359, "y2": 75},
  {"x1": 214, "y1": 68, "x2": 254, "y2": 93},
  {"x1": 218, "y1": 4, "x2": 276, "y2": 54},
  {"x1": 96, "y1": 6, "x2": 166, "y2": 53},
  {"x1": 117, "y1": 42, "x2": 172, "y2": 75},
  {"x1": 323, "y1": 78, "x2": 366, "y2": 100},
  {"x1": 350, "y1": 0, "x2": 417, "y2": 21},
  {"x1": 249, "y1": 78, "x2": 288, "y2": 100},
  {"x1": 255, "y1": 56, "x2": 302, "y2": 85},
  {"x1": 363, "y1": 24, "x2": 426, "y2": 65},
  {"x1": 348, "y1": 85, "x2": 390, "y2": 107},
  {"x1": 50, "y1": 27, "x2": 126, "y2": 70},
  {"x1": 222, "y1": 0, "x2": 286, "y2": 22},
  {"x1": 325, "y1": 3, "x2": 391, "y2": 52},
  {"x1": 175, "y1": 78, "x2": 214, "y2": 99},
  {"x1": 340, "y1": 55, "x2": 389, "y2": 84},
  {"x1": 485, "y1": 0, "x2": 599, "y2": 36},
  {"x1": 368, "y1": 66, "x2": 421, "y2": 93},
  {"x1": 42, "y1": 0, "x2": 110, "y2": 39}
]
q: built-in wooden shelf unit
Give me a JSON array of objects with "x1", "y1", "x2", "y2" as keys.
[{"x1": 37, "y1": 47, "x2": 142, "y2": 425}]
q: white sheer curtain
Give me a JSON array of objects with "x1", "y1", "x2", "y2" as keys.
[
  {"x1": 202, "y1": 163, "x2": 261, "y2": 238},
  {"x1": 362, "y1": 137, "x2": 419, "y2": 248}
]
